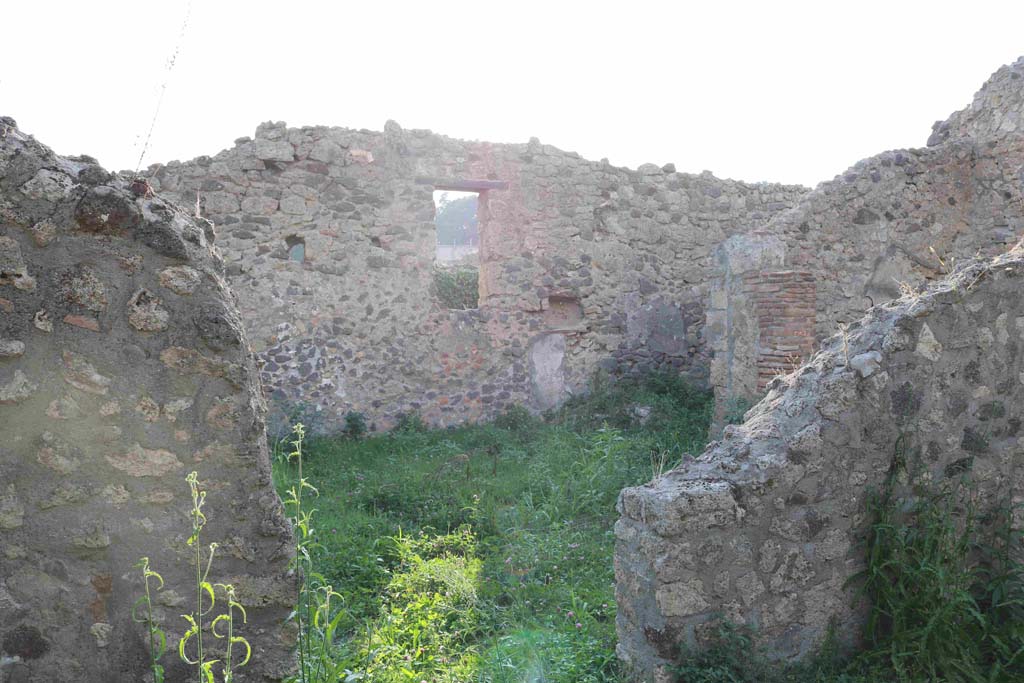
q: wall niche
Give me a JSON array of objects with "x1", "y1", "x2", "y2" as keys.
[{"x1": 543, "y1": 294, "x2": 583, "y2": 329}]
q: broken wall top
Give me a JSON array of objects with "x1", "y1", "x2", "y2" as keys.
[
  {"x1": 745, "y1": 55, "x2": 1024, "y2": 335},
  {"x1": 929, "y1": 56, "x2": 1024, "y2": 146}
]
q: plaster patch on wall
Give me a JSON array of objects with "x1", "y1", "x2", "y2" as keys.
[{"x1": 529, "y1": 333, "x2": 567, "y2": 410}]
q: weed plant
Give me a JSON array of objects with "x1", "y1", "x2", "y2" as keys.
[
  {"x1": 394, "y1": 411, "x2": 429, "y2": 434},
  {"x1": 273, "y1": 370, "x2": 1024, "y2": 682},
  {"x1": 134, "y1": 471, "x2": 251, "y2": 683},
  {"x1": 180, "y1": 470, "x2": 219, "y2": 681},
  {"x1": 552, "y1": 371, "x2": 712, "y2": 456},
  {"x1": 851, "y1": 482, "x2": 1024, "y2": 682},
  {"x1": 136, "y1": 371, "x2": 1024, "y2": 682},
  {"x1": 673, "y1": 622, "x2": 869, "y2": 683},
  {"x1": 281, "y1": 424, "x2": 355, "y2": 683},
  {"x1": 273, "y1": 399, "x2": 327, "y2": 441},
  {"x1": 343, "y1": 411, "x2": 368, "y2": 439},
  {"x1": 210, "y1": 584, "x2": 251, "y2": 683},
  {"x1": 133, "y1": 557, "x2": 168, "y2": 683}
]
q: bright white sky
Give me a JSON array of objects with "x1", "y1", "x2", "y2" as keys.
[{"x1": 2, "y1": 1, "x2": 1023, "y2": 187}]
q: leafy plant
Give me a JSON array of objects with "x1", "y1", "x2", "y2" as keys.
[
  {"x1": 211, "y1": 584, "x2": 251, "y2": 683},
  {"x1": 343, "y1": 411, "x2": 368, "y2": 439},
  {"x1": 493, "y1": 404, "x2": 537, "y2": 432},
  {"x1": 721, "y1": 395, "x2": 756, "y2": 427},
  {"x1": 393, "y1": 411, "x2": 428, "y2": 434},
  {"x1": 350, "y1": 527, "x2": 483, "y2": 680},
  {"x1": 179, "y1": 470, "x2": 220, "y2": 682},
  {"x1": 672, "y1": 621, "x2": 866, "y2": 683},
  {"x1": 671, "y1": 473, "x2": 1024, "y2": 683},
  {"x1": 433, "y1": 265, "x2": 479, "y2": 310},
  {"x1": 554, "y1": 370, "x2": 712, "y2": 458},
  {"x1": 273, "y1": 400, "x2": 326, "y2": 441},
  {"x1": 273, "y1": 370, "x2": 715, "y2": 683}
]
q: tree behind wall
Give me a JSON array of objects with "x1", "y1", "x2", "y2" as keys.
[{"x1": 435, "y1": 194, "x2": 478, "y2": 246}]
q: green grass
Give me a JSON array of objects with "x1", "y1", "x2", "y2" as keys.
[
  {"x1": 272, "y1": 372, "x2": 1024, "y2": 682},
  {"x1": 849, "y1": 482, "x2": 1024, "y2": 682},
  {"x1": 272, "y1": 372, "x2": 712, "y2": 682}
]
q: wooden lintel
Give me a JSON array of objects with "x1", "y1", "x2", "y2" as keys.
[{"x1": 415, "y1": 176, "x2": 509, "y2": 192}]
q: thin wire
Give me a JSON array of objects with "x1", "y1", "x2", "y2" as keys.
[{"x1": 134, "y1": 0, "x2": 193, "y2": 175}]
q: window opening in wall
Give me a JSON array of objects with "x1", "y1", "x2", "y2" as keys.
[
  {"x1": 286, "y1": 235, "x2": 305, "y2": 263},
  {"x1": 433, "y1": 190, "x2": 481, "y2": 309},
  {"x1": 433, "y1": 190, "x2": 479, "y2": 263}
]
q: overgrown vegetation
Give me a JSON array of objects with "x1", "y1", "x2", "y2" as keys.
[
  {"x1": 272, "y1": 372, "x2": 713, "y2": 682},
  {"x1": 433, "y1": 266, "x2": 479, "y2": 310},
  {"x1": 673, "y1": 622, "x2": 863, "y2": 683},
  {"x1": 281, "y1": 425, "x2": 352, "y2": 683},
  {"x1": 851, "y1": 481, "x2": 1024, "y2": 681},
  {"x1": 672, "y1": 477, "x2": 1024, "y2": 683},
  {"x1": 554, "y1": 371, "x2": 712, "y2": 456},
  {"x1": 267, "y1": 374, "x2": 1024, "y2": 682},
  {"x1": 720, "y1": 394, "x2": 757, "y2": 428}
]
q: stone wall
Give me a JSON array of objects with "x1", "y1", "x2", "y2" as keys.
[
  {"x1": 710, "y1": 57, "x2": 1024, "y2": 423},
  {"x1": 144, "y1": 124, "x2": 806, "y2": 431},
  {"x1": 144, "y1": 59, "x2": 1024, "y2": 435},
  {"x1": 0, "y1": 120, "x2": 293, "y2": 682},
  {"x1": 615, "y1": 245, "x2": 1024, "y2": 682}
]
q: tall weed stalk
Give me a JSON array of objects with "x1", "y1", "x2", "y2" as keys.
[
  {"x1": 180, "y1": 470, "x2": 220, "y2": 682},
  {"x1": 135, "y1": 471, "x2": 251, "y2": 683},
  {"x1": 282, "y1": 423, "x2": 351, "y2": 683},
  {"x1": 133, "y1": 557, "x2": 167, "y2": 683},
  {"x1": 674, "y1": 480, "x2": 1024, "y2": 682},
  {"x1": 212, "y1": 584, "x2": 252, "y2": 683}
]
